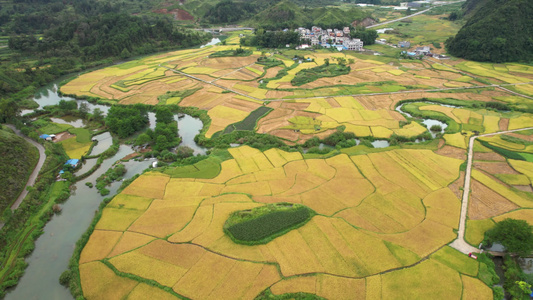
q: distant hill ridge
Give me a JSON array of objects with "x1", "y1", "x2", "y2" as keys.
[{"x1": 446, "y1": 0, "x2": 533, "y2": 62}]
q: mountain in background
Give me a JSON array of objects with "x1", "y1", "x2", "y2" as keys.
[{"x1": 446, "y1": 0, "x2": 533, "y2": 62}]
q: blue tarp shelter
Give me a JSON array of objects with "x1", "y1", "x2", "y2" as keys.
[
  {"x1": 65, "y1": 159, "x2": 79, "y2": 166},
  {"x1": 39, "y1": 134, "x2": 50, "y2": 139}
]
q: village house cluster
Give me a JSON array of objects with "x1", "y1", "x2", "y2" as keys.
[{"x1": 296, "y1": 26, "x2": 364, "y2": 51}]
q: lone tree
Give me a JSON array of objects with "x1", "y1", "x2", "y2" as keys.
[{"x1": 485, "y1": 218, "x2": 533, "y2": 256}]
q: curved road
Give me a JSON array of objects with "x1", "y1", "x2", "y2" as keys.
[
  {"x1": 450, "y1": 127, "x2": 533, "y2": 255},
  {"x1": 5, "y1": 124, "x2": 46, "y2": 210}
]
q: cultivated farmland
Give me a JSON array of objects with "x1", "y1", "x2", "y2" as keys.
[
  {"x1": 77, "y1": 146, "x2": 495, "y2": 299},
  {"x1": 61, "y1": 27, "x2": 533, "y2": 300}
]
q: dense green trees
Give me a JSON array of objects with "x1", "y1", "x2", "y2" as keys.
[
  {"x1": 1, "y1": 0, "x2": 209, "y2": 101},
  {"x1": 350, "y1": 27, "x2": 378, "y2": 45},
  {"x1": 240, "y1": 29, "x2": 300, "y2": 48},
  {"x1": 0, "y1": 127, "x2": 39, "y2": 215},
  {"x1": 446, "y1": 0, "x2": 533, "y2": 62},
  {"x1": 485, "y1": 218, "x2": 533, "y2": 256},
  {"x1": 105, "y1": 105, "x2": 148, "y2": 138},
  {"x1": 204, "y1": 0, "x2": 257, "y2": 23}
]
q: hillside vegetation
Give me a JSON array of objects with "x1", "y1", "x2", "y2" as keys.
[
  {"x1": 446, "y1": 0, "x2": 533, "y2": 62},
  {"x1": 251, "y1": 1, "x2": 370, "y2": 29},
  {"x1": 0, "y1": 127, "x2": 39, "y2": 215}
]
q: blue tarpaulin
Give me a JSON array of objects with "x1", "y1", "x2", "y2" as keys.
[
  {"x1": 39, "y1": 134, "x2": 50, "y2": 139},
  {"x1": 65, "y1": 159, "x2": 79, "y2": 166}
]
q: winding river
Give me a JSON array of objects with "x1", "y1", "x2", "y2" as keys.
[{"x1": 6, "y1": 75, "x2": 206, "y2": 299}]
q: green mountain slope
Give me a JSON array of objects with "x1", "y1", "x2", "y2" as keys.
[
  {"x1": 250, "y1": 0, "x2": 370, "y2": 29},
  {"x1": 0, "y1": 127, "x2": 39, "y2": 215},
  {"x1": 446, "y1": 0, "x2": 533, "y2": 62}
]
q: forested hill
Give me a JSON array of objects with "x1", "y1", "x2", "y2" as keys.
[
  {"x1": 445, "y1": 0, "x2": 533, "y2": 63},
  {"x1": 0, "y1": 127, "x2": 39, "y2": 216},
  {"x1": 0, "y1": 0, "x2": 210, "y2": 100}
]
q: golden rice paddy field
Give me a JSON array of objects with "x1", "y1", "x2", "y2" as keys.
[
  {"x1": 78, "y1": 145, "x2": 500, "y2": 299},
  {"x1": 61, "y1": 42, "x2": 533, "y2": 140}
]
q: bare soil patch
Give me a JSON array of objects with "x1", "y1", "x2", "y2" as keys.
[
  {"x1": 448, "y1": 172, "x2": 464, "y2": 200},
  {"x1": 514, "y1": 185, "x2": 533, "y2": 193},
  {"x1": 54, "y1": 131, "x2": 75, "y2": 142},
  {"x1": 473, "y1": 162, "x2": 519, "y2": 175},
  {"x1": 435, "y1": 145, "x2": 466, "y2": 160},
  {"x1": 468, "y1": 179, "x2": 519, "y2": 220},
  {"x1": 499, "y1": 118, "x2": 509, "y2": 131},
  {"x1": 473, "y1": 152, "x2": 505, "y2": 161}
]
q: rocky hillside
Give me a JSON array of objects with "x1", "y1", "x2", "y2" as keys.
[{"x1": 446, "y1": 0, "x2": 533, "y2": 62}]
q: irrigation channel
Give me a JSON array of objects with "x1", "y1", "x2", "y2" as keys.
[{"x1": 5, "y1": 80, "x2": 205, "y2": 298}]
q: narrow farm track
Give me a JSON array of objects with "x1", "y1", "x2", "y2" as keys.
[{"x1": 450, "y1": 127, "x2": 533, "y2": 255}]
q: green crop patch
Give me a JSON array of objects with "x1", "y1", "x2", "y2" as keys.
[
  {"x1": 222, "y1": 106, "x2": 273, "y2": 134},
  {"x1": 209, "y1": 49, "x2": 253, "y2": 58},
  {"x1": 291, "y1": 64, "x2": 350, "y2": 86},
  {"x1": 162, "y1": 157, "x2": 222, "y2": 178},
  {"x1": 224, "y1": 203, "x2": 315, "y2": 245}
]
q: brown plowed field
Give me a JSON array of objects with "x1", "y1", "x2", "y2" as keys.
[
  {"x1": 435, "y1": 145, "x2": 466, "y2": 160},
  {"x1": 473, "y1": 152, "x2": 505, "y2": 161},
  {"x1": 473, "y1": 161, "x2": 520, "y2": 175},
  {"x1": 499, "y1": 118, "x2": 509, "y2": 131},
  {"x1": 468, "y1": 179, "x2": 519, "y2": 220}
]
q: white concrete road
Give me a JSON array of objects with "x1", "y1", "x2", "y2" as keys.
[{"x1": 450, "y1": 127, "x2": 533, "y2": 255}]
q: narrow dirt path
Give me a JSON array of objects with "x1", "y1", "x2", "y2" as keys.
[
  {"x1": 450, "y1": 127, "x2": 533, "y2": 255},
  {"x1": 5, "y1": 124, "x2": 46, "y2": 210}
]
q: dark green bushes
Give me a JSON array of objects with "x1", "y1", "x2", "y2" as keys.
[
  {"x1": 209, "y1": 48, "x2": 252, "y2": 58},
  {"x1": 291, "y1": 64, "x2": 350, "y2": 86},
  {"x1": 224, "y1": 203, "x2": 314, "y2": 245},
  {"x1": 222, "y1": 106, "x2": 273, "y2": 134}
]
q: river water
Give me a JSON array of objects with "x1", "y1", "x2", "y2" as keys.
[{"x1": 5, "y1": 145, "x2": 152, "y2": 300}]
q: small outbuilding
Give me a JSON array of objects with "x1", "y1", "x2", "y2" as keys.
[
  {"x1": 39, "y1": 134, "x2": 52, "y2": 141},
  {"x1": 65, "y1": 159, "x2": 80, "y2": 168}
]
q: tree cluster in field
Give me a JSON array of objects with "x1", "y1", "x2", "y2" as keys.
[
  {"x1": 95, "y1": 163, "x2": 126, "y2": 196},
  {"x1": 240, "y1": 29, "x2": 300, "y2": 48},
  {"x1": 224, "y1": 203, "x2": 314, "y2": 245},
  {"x1": 209, "y1": 48, "x2": 253, "y2": 58},
  {"x1": 291, "y1": 63, "x2": 351, "y2": 86},
  {"x1": 134, "y1": 106, "x2": 181, "y2": 153},
  {"x1": 446, "y1": 0, "x2": 533, "y2": 62},
  {"x1": 105, "y1": 104, "x2": 149, "y2": 139},
  {"x1": 350, "y1": 26, "x2": 378, "y2": 46},
  {"x1": 484, "y1": 218, "x2": 533, "y2": 257}
]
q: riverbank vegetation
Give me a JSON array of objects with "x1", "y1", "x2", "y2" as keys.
[{"x1": 0, "y1": 141, "x2": 68, "y2": 296}]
